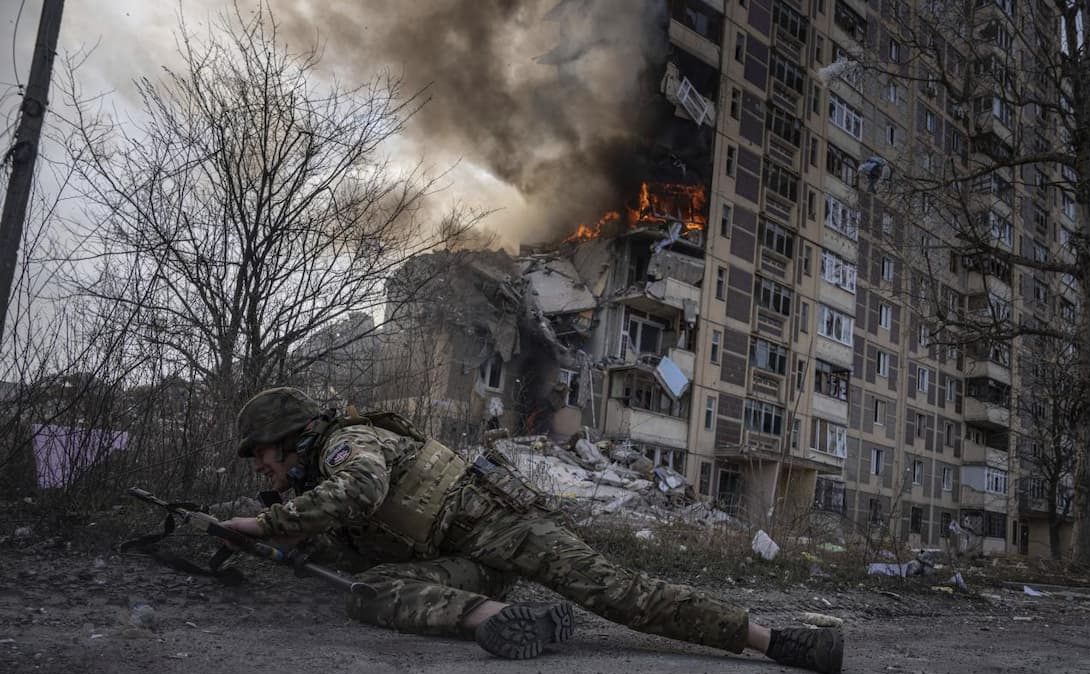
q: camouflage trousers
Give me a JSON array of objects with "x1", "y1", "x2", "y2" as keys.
[{"x1": 343, "y1": 505, "x2": 750, "y2": 653}]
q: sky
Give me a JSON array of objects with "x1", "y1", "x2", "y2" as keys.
[{"x1": 2, "y1": 0, "x2": 664, "y2": 249}]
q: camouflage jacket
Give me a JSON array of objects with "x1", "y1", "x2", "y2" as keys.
[{"x1": 256, "y1": 424, "x2": 420, "y2": 538}]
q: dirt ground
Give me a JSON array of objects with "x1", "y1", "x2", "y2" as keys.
[{"x1": 2, "y1": 536, "x2": 1090, "y2": 674}]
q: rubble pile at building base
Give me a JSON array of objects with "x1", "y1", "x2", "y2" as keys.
[{"x1": 485, "y1": 434, "x2": 741, "y2": 529}]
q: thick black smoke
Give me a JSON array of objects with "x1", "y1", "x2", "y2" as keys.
[{"x1": 277, "y1": 0, "x2": 670, "y2": 242}]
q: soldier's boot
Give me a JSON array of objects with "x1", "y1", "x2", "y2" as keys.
[
  {"x1": 766, "y1": 627, "x2": 843, "y2": 674},
  {"x1": 474, "y1": 602, "x2": 575, "y2": 659}
]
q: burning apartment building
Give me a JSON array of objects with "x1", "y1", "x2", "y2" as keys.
[{"x1": 355, "y1": 0, "x2": 1074, "y2": 556}]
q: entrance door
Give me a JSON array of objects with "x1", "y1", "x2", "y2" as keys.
[{"x1": 716, "y1": 467, "x2": 742, "y2": 516}]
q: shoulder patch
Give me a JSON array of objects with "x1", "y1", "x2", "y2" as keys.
[{"x1": 324, "y1": 442, "x2": 352, "y2": 467}]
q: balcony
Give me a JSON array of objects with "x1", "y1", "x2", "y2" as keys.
[
  {"x1": 604, "y1": 402, "x2": 688, "y2": 448},
  {"x1": 813, "y1": 393, "x2": 849, "y2": 426},
  {"x1": 960, "y1": 486, "x2": 1008, "y2": 512},
  {"x1": 814, "y1": 337, "x2": 853, "y2": 370},
  {"x1": 620, "y1": 276, "x2": 701, "y2": 316},
  {"x1": 963, "y1": 354, "x2": 1011, "y2": 385},
  {"x1": 668, "y1": 19, "x2": 720, "y2": 69},
  {"x1": 961, "y1": 437, "x2": 1009, "y2": 468},
  {"x1": 963, "y1": 397, "x2": 1010, "y2": 430}
]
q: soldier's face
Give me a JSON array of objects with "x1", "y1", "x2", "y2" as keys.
[{"x1": 252, "y1": 445, "x2": 299, "y2": 491}]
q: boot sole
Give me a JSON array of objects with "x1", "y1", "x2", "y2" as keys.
[{"x1": 475, "y1": 603, "x2": 576, "y2": 659}]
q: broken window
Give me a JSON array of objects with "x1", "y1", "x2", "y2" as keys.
[
  {"x1": 710, "y1": 330, "x2": 722, "y2": 364},
  {"x1": 669, "y1": 0, "x2": 724, "y2": 44},
  {"x1": 770, "y1": 50, "x2": 806, "y2": 93},
  {"x1": 557, "y1": 369, "x2": 580, "y2": 407},
  {"x1": 766, "y1": 105, "x2": 802, "y2": 146},
  {"x1": 814, "y1": 477, "x2": 846, "y2": 513},
  {"x1": 744, "y1": 399, "x2": 785, "y2": 436},
  {"x1": 826, "y1": 143, "x2": 858, "y2": 185},
  {"x1": 715, "y1": 266, "x2": 726, "y2": 300},
  {"x1": 820, "y1": 249, "x2": 856, "y2": 292},
  {"x1": 619, "y1": 370, "x2": 684, "y2": 417},
  {"x1": 817, "y1": 304, "x2": 854, "y2": 346},
  {"x1": 755, "y1": 277, "x2": 793, "y2": 316},
  {"x1": 810, "y1": 418, "x2": 847, "y2": 457},
  {"x1": 824, "y1": 194, "x2": 859, "y2": 239},
  {"x1": 763, "y1": 162, "x2": 799, "y2": 202},
  {"x1": 760, "y1": 220, "x2": 795, "y2": 258},
  {"x1": 623, "y1": 311, "x2": 666, "y2": 358},
  {"x1": 833, "y1": 1, "x2": 866, "y2": 41},
  {"x1": 479, "y1": 353, "x2": 504, "y2": 391},
  {"x1": 877, "y1": 350, "x2": 890, "y2": 377},
  {"x1": 772, "y1": 2, "x2": 809, "y2": 42},
  {"x1": 828, "y1": 93, "x2": 863, "y2": 139},
  {"x1": 913, "y1": 459, "x2": 924, "y2": 484},
  {"x1": 874, "y1": 398, "x2": 886, "y2": 424},
  {"x1": 704, "y1": 395, "x2": 716, "y2": 430},
  {"x1": 750, "y1": 337, "x2": 789, "y2": 375},
  {"x1": 814, "y1": 360, "x2": 850, "y2": 401}
]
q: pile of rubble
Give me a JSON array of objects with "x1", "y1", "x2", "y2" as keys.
[{"x1": 485, "y1": 432, "x2": 739, "y2": 529}]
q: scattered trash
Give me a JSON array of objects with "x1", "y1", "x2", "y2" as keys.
[
  {"x1": 13, "y1": 526, "x2": 32, "y2": 539},
  {"x1": 817, "y1": 543, "x2": 846, "y2": 554},
  {"x1": 634, "y1": 529, "x2": 655, "y2": 541},
  {"x1": 89, "y1": 634, "x2": 104, "y2": 640},
  {"x1": 168, "y1": 652, "x2": 190, "y2": 659},
  {"x1": 876, "y1": 590, "x2": 903, "y2": 601},
  {"x1": 93, "y1": 557, "x2": 107, "y2": 569},
  {"x1": 184, "y1": 622, "x2": 199, "y2": 629},
  {"x1": 948, "y1": 572, "x2": 968, "y2": 592},
  {"x1": 752, "y1": 530, "x2": 780, "y2": 561},
  {"x1": 1013, "y1": 616, "x2": 1034, "y2": 622},
  {"x1": 931, "y1": 586, "x2": 954, "y2": 594},
  {"x1": 800, "y1": 612, "x2": 844, "y2": 628},
  {"x1": 1023, "y1": 585, "x2": 1047, "y2": 597},
  {"x1": 0, "y1": 638, "x2": 15, "y2": 644}
]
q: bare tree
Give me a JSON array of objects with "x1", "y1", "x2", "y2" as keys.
[
  {"x1": 826, "y1": 1, "x2": 1090, "y2": 564},
  {"x1": 56, "y1": 3, "x2": 480, "y2": 441}
]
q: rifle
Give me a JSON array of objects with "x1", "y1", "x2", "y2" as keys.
[{"x1": 125, "y1": 487, "x2": 376, "y2": 598}]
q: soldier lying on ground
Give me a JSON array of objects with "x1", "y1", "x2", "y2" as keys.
[{"x1": 221, "y1": 387, "x2": 844, "y2": 673}]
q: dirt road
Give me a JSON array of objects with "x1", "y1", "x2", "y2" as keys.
[{"x1": 2, "y1": 545, "x2": 1089, "y2": 674}]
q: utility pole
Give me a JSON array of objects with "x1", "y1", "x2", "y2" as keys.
[{"x1": 0, "y1": 0, "x2": 65, "y2": 339}]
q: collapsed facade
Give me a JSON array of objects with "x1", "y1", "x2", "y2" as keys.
[{"x1": 363, "y1": 0, "x2": 1079, "y2": 558}]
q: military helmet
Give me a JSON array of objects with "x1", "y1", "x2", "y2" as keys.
[{"x1": 236, "y1": 387, "x2": 321, "y2": 457}]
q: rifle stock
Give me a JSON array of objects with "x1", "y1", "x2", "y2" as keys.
[{"x1": 127, "y1": 487, "x2": 376, "y2": 598}]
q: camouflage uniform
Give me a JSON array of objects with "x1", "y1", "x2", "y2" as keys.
[{"x1": 256, "y1": 422, "x2": 750, "y2": 653}]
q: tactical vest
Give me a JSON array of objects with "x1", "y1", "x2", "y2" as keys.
[{"x1": 302, "y1": 410, "x2": 467, "y2": 558}]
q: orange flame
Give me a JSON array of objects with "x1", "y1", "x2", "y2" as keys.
[
  {"x1": 627, "y1": 181, "x2": 707, "y2": 232},
  {"x1": 561, "y1": 182, "x2": 706, "y2": 244},
  {"x1": 562, "y1": 210, "x2": 620, "y2": 244}
]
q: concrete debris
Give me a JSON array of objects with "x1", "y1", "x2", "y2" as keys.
[
  {"x1": 800, "y1": 612, "x2": 844, "y2": 628},
  {"x1": 653, "y1": 466, "x2": 686, "y2": 494},
  {"x1": 572, "y1": 437, "x2": 608, "y2": 470},
  {"x1": 752, "y1": 530, "x2": 780, "y2": 561},
  {"x1": 634, "y1": 529, "x2": 655, "y2": 541},
  {"x1": 13, "y1": 526, "x2": 33, "y2": 539},
  {"x1": 1023, "y1": 585, "x2": 1047, "y2": 597},
  {"x1": 486, "y1": 436, "x2": 750, "y2": 527}
]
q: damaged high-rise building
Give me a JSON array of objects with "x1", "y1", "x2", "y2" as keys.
[{"x1": 365, "y1": 0, "x2": 1077, "y2": 559}]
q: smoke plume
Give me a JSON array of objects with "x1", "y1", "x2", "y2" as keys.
[{"x1": 277, "y1": 0, "x2": 670, "y2": 244}]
